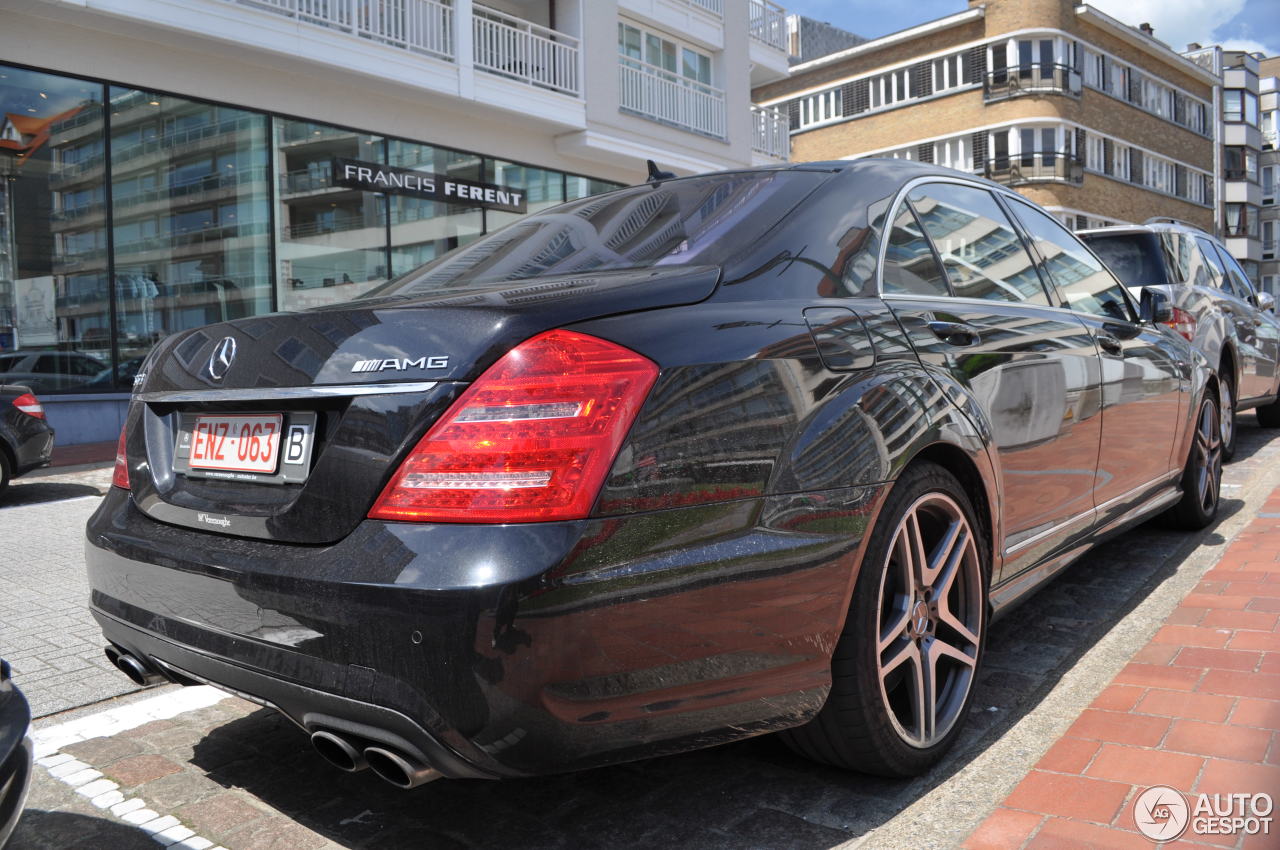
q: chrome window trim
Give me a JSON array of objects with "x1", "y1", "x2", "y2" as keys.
[{"x1": 136, "y1": 382, "x2": 441, "y2": 403}]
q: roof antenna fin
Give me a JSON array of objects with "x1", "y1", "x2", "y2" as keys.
[{"x1": 646, "y1": 159, "x2": 676, "y2": 182}]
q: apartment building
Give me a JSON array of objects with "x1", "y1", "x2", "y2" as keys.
[
  {"x1": 753, "y1": 0, "x2": 1218, "y2": 236},
  {"x1": 0, "y1": 0, "x2": 791, "y2": 443},
  {"x1": 1185, "y1": 46, "x2": 1266, "y2": 288},
  {"x1": 1259, "y1": 57, "x2": 1278, "y2": 297}
]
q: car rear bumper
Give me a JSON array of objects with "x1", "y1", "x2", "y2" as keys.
[
  {"x1": 4, "y1": 416, "x2": 54, "y2": 478},
  {"x1": 85, "y1": 483, "x2": 884, "y2": 778}
]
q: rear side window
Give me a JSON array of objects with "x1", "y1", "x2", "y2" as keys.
[
  {"x1": 1212, "y1": 243, "x2": 1257, "y2": 300},
  {"x1": 1196, "y1": 237, "x2": 1230, "y2": 290},
  {"x1": 881, "y1": 203, "x2": 950, "y2": 296},
  {"x1": 1082, "y1": 233, "x2": 1169, "y2": 289},
  {"x1": 1162, "y1": 233, "x2": 1217, "y2": 287},
  {"x1": 1007, "y1": 200, "x2": 1133, "y2": 322},
  {"x1": 907, "y1": 183, "x2": 1050, "y2": 305}
]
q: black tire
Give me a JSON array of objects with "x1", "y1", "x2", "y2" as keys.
[
  {"x1": 1219, "y1": 369, "x2": 1238, "y2": 461},
  {"x1": 781, "y1": 461, "x2": 988, "y2": 777},
  {"x1": 1165, "y1": 388, "x2": 1223, "y2": 530},
  {"x1": 1256, "y1": 396, "x2": 1280, "y2": 428},
  {"x1": 0, "y1": 450, "x2": 9, "y2": 499}
]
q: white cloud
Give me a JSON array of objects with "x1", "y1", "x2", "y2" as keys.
[
  {"x1": 1217, "y1": 38, "x2": 1273, "y2": 55},
  {"x1": 1087, "y1": 0, "x2": 1249, "y2": 52}
]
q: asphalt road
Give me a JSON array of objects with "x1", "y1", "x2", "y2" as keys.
[{"x1": 4, "y1": 416, "x2": 1280, "y2": 849}]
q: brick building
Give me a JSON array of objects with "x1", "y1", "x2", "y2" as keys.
[
  {"x1": 1259, "y1": 56, "x2": 1278, "y2": 297},
  {"x1": 752, "y1": 0, "x2": 1218, "y2": 234}
]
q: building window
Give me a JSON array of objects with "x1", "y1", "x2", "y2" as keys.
[
  {"x1": 617, "y1": 22, "x2": 713, "y2": 87},
  {"x1": 1224, "y1": 203, "x2": 1260, "y2": 239},
  {"x1": 797, "y1": 89, "x2": 840, "y2": 128},
  {"x1": 870, "y1": 67, "x2": 910, "y2": 109},
  {"x1": 1264, "y1": 165, "x2": 1276, "y2": 203},
  {"x1": 1225, "y1": 146, "x2": 1259, "y2": 182},
  {"x1": 933, "y1": 53, "x2": 964, "y2": 92},
  {"x1": 1262, "y1": 221, "x2": 1274, "y2": 258},
  {"x1": 1224, "y1": 89, "x2": 1259, "y2": 125},
  {"x1": 935, "y1": 137, "x2": 971, "y2": 172}
]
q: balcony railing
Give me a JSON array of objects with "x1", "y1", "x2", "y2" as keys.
[
  {"x1": 685, "y1": 0, "x2": 723, "y2": 15},
  {"x1": 985, "y1": 64, "x2": 1082, "y2": 101},
  {"x1": 751, "y1": 104, "x2": 789, "y2": 160},
  {"x1": 619, "y1": 59, "x2": 726, "y2": 139},
  {"x1": 749, "y1": 0, "x2": 787, "y2": 52},
  {"x1": 984, "y1": 154, "x2": 1084, "y2": 186},
  {"x1": 473, "y1": 5, "x2": 580, "y2": 96},
  {"x1": 233, "y1": 0, "x2": 453, "y2": 59}
]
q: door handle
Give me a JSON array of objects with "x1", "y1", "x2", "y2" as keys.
[
  {"x1": 927, "y1": 320, "x2": 980, "y2": 347},
  {"x1": 1096, "y1": 332, "x2": 1123, "y2": 355}
]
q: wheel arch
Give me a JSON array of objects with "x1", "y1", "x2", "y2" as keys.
[{"x1": 904, "y1": 441, "x2": 997, "y2": 582}]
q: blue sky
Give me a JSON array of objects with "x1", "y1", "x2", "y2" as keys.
[{"x1": 783, "y1": 0, "x2": 1278, "y2": 57}]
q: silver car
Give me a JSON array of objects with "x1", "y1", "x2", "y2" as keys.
[{"x1": 1081, "y1": 220, "x2": 1280, "y2": 457}]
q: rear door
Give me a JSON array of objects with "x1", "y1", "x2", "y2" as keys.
[
  {"x1": 1204, "y1": 239, "x2": 1280, "y2": 402},
  {"x1": 882, "y1": 181, "x2": 1103, "y2": 580},
  {"x1": 1007, "y1": 198, "x2": 1187, "y2": 529}
]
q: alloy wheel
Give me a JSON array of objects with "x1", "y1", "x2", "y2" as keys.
[
  {"x1": 875, "y1": 492, "x2": 983, "y2": 749},
  {"x1": 1219, "y1": 378, "x2": 1234, "y2": 452},
  {"x1": 1194, "y1": 396, "x2": 1223, "y2": 514}
]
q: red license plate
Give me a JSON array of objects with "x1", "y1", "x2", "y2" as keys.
[{"x1": 189, "y1": 414, "x2": 284, "y2": 473}]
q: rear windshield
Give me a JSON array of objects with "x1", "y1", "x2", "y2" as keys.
[
  {"x1": 364, "y1": 171, "x2": 826, "y2": 296},
  {"x1": 1081, "y1": 232, "x2": 1170, "y2": 288}
]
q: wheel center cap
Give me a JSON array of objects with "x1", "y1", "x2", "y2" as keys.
[{"x1": 908, "y1": 599, "x2": 931, "y2": 638}]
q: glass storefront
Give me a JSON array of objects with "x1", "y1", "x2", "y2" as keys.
[{"x1": 0, "y1": 62, "x2": 624, "y2": 393}]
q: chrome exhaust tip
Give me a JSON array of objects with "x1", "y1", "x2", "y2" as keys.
[
  {"x1": 104, "y1": 646, "x2": 166, "y2": 687},
  {"x1": 363, "y1": 746, "x2": 441, "y2": 789},
  {"x1": 310, "y1": 730, "x2": 368, "y2": 773}
]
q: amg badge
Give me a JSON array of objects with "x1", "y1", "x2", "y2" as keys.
[{"x1": 351, "y1": 356, "x2": 449, "y2": 373}]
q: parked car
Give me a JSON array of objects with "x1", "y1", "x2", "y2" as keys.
[
  {"x1": 0, "y1": 386, "x2": 55, "y2": 497},
  {"x1": 0, "y1": 349, "x2": 103, "y2": 394},
  {"x1": 0, "y1": 660, "x2": 32, "y2": 849},
  {"x1": 86, "y1": 160, "x2": 1221, "y2": 785},
  {"x1": 1080, "y1": 220, "x2": 1280, "y2": 457}
]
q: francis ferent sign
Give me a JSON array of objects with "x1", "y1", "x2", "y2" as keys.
[{"x1": 331, "y1": 158, "x2": 527, "y2": 214}]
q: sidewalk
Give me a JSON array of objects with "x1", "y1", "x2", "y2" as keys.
[{"x1": 966, "y1": 488, "x2": 1280, "y2": 849}]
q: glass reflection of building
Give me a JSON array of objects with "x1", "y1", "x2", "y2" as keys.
[{"x1": 0, "y1": 61, "x2": 624, "y2": 398}]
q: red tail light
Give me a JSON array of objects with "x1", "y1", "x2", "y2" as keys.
[
  {"x1": 112, "y1": 427, "x2": 130, "y2": 490},
  {"x1": 11, "y1": 392, "x2": 44, "y2": 419},
  {"x1": 1163, "y1": 307, "x2": 1197, "y2": 342},
  {"x1": 369, "y1": 330, "x2": 658, "y2": 523}
]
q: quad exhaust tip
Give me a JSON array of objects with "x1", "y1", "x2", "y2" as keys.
[
  {"x1": 309, "y1": 730, "x2": 368, "y2": 773},
  {"x1": 104, "y1": 645, "x2": 167, "y2": 687},
  {"x1": 363, "y1": 745, "x2": 442, "y2": 789}
]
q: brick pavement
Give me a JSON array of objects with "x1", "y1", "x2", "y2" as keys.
[
  {"x1": 965, "y1": 487, "x2": 1280, "y2": 850},
  {"x1": 0, "y1": 466, "x2": 139, "y2": 718}
]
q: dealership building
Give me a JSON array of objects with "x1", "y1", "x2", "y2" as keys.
[{"x1": 0, "y1": 0, "x2": 791, "y2": 445}]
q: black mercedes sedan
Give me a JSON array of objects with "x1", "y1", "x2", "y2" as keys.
[
  {"x1": 0, "y1": 660, "x2": 32, "y2": 848},
  {"x1": 0, "y1": 386, "x2": 55, "y2": 497},
  {"x1": 86, "y1": 160, "x2": 1221, "y2": 785}
]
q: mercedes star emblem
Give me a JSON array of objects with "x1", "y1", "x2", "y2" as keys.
[{"x1": 208, "y1": 336, "x2": 237, "y2": 381}]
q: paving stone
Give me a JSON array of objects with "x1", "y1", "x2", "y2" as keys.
[
  {"x1": 63, "y1": 734, "x2": 145, "y2": 765},
  {"x1": 104, "y1": 754, "x2": 185, "y2": 787},
  {"x1": 175, "y1": 792, "x2": 269, "y2": 836}
]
